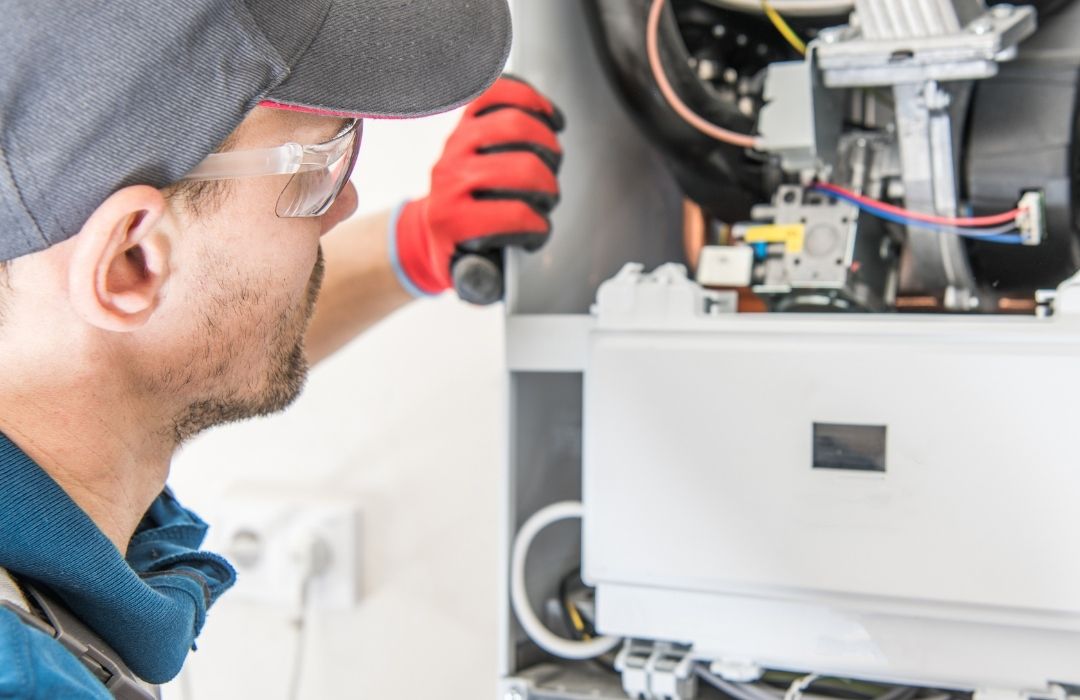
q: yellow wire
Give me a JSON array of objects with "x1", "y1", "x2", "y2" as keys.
[
  {"x1": 762, "y1": 0, "x2": 807, "y2": 55},
  {"x1": 566, "y1": 600, "x2": 590, "y2": 639}
]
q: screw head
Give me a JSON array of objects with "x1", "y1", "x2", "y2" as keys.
[
  {"x1": 969, "y1": 17, "x2": 993, "y2": 35},
  {"x1": 920, "y1": 83, "x2": 951, "y2": 110}
]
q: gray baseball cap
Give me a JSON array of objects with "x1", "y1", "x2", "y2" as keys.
[{"x1": 0, "y1": 0, "x2": 512, "y2": 262}]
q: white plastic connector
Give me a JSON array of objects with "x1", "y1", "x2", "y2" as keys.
[
  {"x1": 696, "y1": 246, "x2": 755, "y2": 288},
  {"x1": 709, "y1": 658, "x2": 764, "y2": 683},
  {"x1": 1016, "y1": 191, "x2": 1046, "y2": 246}
]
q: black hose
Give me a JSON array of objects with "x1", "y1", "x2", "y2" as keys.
[{"x1": 583, "y1": 0, "x2": 770, "y2": 222}]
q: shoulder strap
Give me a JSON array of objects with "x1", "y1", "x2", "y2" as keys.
[
  {"x1": 0, "y1": 568, "x2": 29, "y2": 612},
  {"x1": 0, "y1": 572, "x2": 158, "y2": 700}
]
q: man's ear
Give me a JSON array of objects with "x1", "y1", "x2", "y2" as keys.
[{"x1": 68, "y1": 185, "x2": 171, "y2": 332}]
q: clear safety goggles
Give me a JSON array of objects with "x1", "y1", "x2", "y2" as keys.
[{"x1": 180, "y1": 119, "x2": 362, "y2": 218}]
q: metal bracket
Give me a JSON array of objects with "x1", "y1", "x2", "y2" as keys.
[
  {"x1": 614, "y1": 640, "x2": 698, "y2": 700},
  {"x1": 892, "y1": 79, "x2": 978, "y2": 308},
  {"x1": 815, "y1": 1, "x2": 1036, "y2": 88}
]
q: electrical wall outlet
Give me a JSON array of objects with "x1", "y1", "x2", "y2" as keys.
[{"x1": 204, "y1": 492, "x2": 363, "y2": 609}]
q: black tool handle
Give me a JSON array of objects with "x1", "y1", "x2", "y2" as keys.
[{"x1": 451, "y1": 250, "x2": 504, "y2": 305}]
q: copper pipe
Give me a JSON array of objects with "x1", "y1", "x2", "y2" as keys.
[
  {"x1": 998, "y1": 297, "x2": 1037, "y2": 312},
  {"x1": 895, "y1": 296, "x2": 941, "y2": 310},
  {"x1": 682, "y1": 198, "x2": 707, "y2": 271}
]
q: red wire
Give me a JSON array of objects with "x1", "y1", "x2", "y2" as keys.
[
  {"x1": 814, "y1": 182, "x2": 1022, "y2": 226},
  {"x1": 646, "y1": 0, "x2": 758, "y2": 148}
]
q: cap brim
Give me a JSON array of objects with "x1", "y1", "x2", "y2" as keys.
[{"x1": 264, "y1": 0, "x2": 512, "y2": 120}]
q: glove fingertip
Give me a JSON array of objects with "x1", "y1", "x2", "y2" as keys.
[
  {"x1": 483, "y1": 74, "x2": 565, "y2": 131},
  {"x1": 523, "y1": 235, "x2": 550, "y2": 253},
  {"x1": 548, "y1": 104, "x2": 567, "y2": 132}
]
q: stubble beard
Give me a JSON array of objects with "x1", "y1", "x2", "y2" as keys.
[{"x1": 168, "y1": 248, "x2": 326, "y2": 445}]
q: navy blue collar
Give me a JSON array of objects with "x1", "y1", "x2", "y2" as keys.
[{"x1": 0, "y1": 432, "x2": 234, "y2": 684}]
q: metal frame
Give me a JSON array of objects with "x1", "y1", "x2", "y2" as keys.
[{"x1": 499, "y1": 2, "x2": 684, "y2": 697}]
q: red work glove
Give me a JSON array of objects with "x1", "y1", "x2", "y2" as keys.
[{"x1": 391, "y1": 76, "x2": 565, "y2": 297}]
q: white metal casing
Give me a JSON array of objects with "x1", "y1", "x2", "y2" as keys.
[{"x1": 583, "y1": 264, "x2": 1080, "y2": 693}]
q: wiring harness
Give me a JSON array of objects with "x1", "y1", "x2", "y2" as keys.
[{"x1": 811, "y1": 182, "x2": 1034, "y2": 245}]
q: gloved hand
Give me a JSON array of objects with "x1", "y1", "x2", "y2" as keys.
[{"x1": 391, "y1": 75, "x2": 565, "y2": 298}]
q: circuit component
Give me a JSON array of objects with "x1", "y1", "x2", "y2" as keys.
[{"x1": 731, "y1": 185, "x2": 896, "y2": 311}]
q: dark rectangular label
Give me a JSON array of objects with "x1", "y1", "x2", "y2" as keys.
[{"x1": 813, "y1": 423, "x2": 887, "y2": 472}]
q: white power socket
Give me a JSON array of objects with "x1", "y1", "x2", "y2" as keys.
[{"x1": 205, "y1": 492, "x2": 363, "y2": 609}]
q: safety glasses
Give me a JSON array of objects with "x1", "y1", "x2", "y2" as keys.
[{"x1": 180, "y1": 119, "x2": 362, "y2": 218}]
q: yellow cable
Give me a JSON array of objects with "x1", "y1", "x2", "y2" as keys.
[
  {"x1": 762, "y1": 0, "x2": 807, "y2": 55},
  {"x1": 566, "y1": 600, "x2": 588, "y2": 636}
]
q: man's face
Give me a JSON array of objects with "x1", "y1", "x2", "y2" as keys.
[{"x1": 147, "y1": 107, "x2": 358, "y2": 443}]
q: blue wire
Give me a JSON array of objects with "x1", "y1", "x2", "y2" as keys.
[{"x1": 811, "y1": 186, "x2": 1024, "y2": 244}]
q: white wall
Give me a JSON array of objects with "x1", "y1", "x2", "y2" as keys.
[{"x1": 162, "y1": 111, "x2": 506, "y2": 699}]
